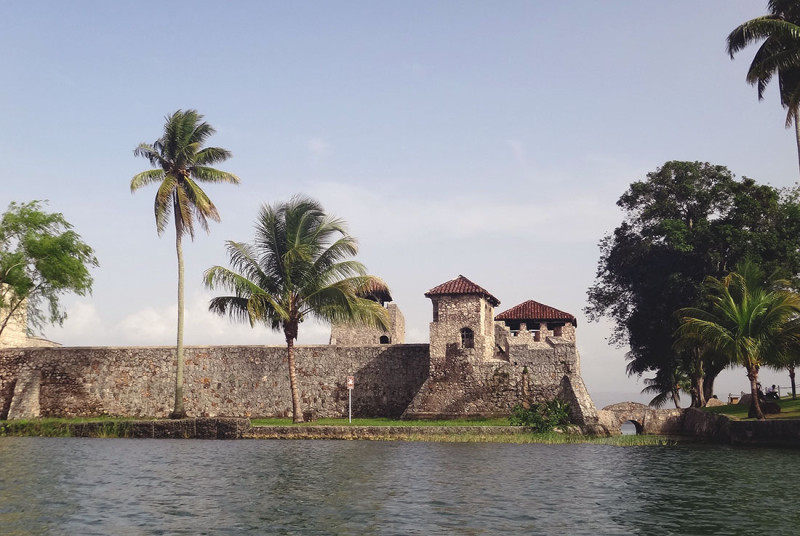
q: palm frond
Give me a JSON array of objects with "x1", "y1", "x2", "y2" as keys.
[
  {"x1": 154, "y1": 177, "x2": 177, "y2": 235},
  {"x1": 195, "y1": 147, "x2": 234, "y2": 167},
  {"x1": 131, "y1": 169, "x2": 166, "y2": 192}
]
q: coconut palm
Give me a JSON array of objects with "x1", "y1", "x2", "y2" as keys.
[
  {"x1": 727, "y1": 1, "x2": 800, "y2": 173},
  {"x1": 640, "y1": 365, "x2": 689, "y2": 409},
  {"x1": 132, "y1": 109, "x2": 239, "y2": 418},
  {"x1": 675, "y1": 261, "x2": 800, "y2": 420},
  {"x1": 204, "y1": 195, "x2": 389, "y2": 423}
]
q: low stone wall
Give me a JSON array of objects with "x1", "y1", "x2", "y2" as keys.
[
  {"x1": 0, "y1": 344, "x2": 429, "y2": 419},
  {"x1": 681, "y1": 408, "x2": 800, "y2": 448}
]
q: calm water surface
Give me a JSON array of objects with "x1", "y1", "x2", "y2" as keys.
[{"x1": 0, "y1": 437, "x2": 798, "y2": 535}]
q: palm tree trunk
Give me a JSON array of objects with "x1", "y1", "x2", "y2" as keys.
[
  {"x1": 790, "y1": 365, "x2": 796, "y2": 400},
  {"x1": 747, "y1": 367, "x2": 765, "y2": 420},
  {"x1": 671, "y1": 388, "x2": 681, "y2": 409},
  {"x1": 170, "y1": 227, "x2": 187, "y2": 419},
  {"x1": 795, "y1": 113, "x2": 800, "y2": 177},
  {"x1": 285, "y1": 328, "x2": 304, "y2": 423}
]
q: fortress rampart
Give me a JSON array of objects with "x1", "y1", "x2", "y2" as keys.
[{"x1": 0, "y1": 275, "x2": 600, "y2": 425}]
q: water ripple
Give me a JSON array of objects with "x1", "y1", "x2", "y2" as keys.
[{"x1": 1, "y1": 438, "x2": 799, "y2": 534}]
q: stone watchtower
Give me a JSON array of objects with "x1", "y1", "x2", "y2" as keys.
[
  {"x1": 424, "y1": 275, "x2": 500, "y2": 364},
  {"x1": 329, "y1": 282, "x2": 405, "y2": 346}
]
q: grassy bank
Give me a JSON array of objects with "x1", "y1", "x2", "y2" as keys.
[
  {"x1": 0, "y1": 417, "x2": 678, "y2": 446},
  {"x1": 250, "y1": 417, "x2": 510, "y2": 427},
  {"x1": 703, "y1": 397, "x2": 800, "y2": 420},
  {"x1": 0, "y1": 417, "x2": 137, "y2": 438}
]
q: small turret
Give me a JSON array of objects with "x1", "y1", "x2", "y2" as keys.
[{"x1": 425, "y1": 275, "x2": 499, "y2": 363}]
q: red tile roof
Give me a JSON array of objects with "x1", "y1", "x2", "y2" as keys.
[
  {"x1": 495, "y1": 300, "x2": 576, "y2": 325},
  {"x1": 424, "y1": 275, "x2": 500, "y2": 306}
]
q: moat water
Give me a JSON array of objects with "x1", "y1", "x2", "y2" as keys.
[{"x1": 0, "y1": 438, "x2": 798, "y2": 535}]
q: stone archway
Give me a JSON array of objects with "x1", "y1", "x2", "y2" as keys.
[
  {"x1": 598, "y1": 402, "x2": 684, "y2": 435},
  {"x1": 621, "y1": 419, "x2": 643, "y2": 435}
]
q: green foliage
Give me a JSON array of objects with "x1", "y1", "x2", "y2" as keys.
[
  {"x1": 132, "y1": 109, "x2": 240, "y2": 238},
  {"x1": 675, "y1": 261, "x2": 800, "y2": 419},
  {"x1": 509, "y1": 399, "x2": 572, "y2": 432},
  {"x1": 0, "y1": 201, "x2": 98, "y2": 338},
  {"x1": 586, "y1": 161, "x2": 800, "y2": 407}
]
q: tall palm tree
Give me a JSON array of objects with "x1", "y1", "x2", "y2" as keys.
[
  {"x1": 132, "y1": 109, "x2": 239, "y2": 419},
  {"x1": 727, "y1": 0, "x2": 800, "y2": 173},
  {"x1": 204, "y1": 195, "x2": 389, "y2": 423},
  {"x1": 675, "y1": 261, "x2": 800, "y2": 420}
]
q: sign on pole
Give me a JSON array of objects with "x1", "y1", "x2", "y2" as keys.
[{"x1": 347, "y1": 376, "x2": 354, "y2": 423}]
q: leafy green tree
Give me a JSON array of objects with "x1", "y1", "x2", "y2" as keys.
[
  {"x1": 586, "y1": 161, "x2": 800, "y2": 407},
  {"x1": 675, "y1": 261, "x2": 800, "y2": 420},
  {"x1": 727, "y1": 0, "x2": 800, "y2": 172},
  {"x1": 204, "y1": 195, "x2": 389, "y2": 423},
  {"x1": 132, "y1": 109, "x2": 239, "y2": 419},
  {"x1": 0, "y1": 201, "x2": 98, "y2": 339}
]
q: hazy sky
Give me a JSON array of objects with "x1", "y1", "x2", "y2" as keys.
[{"x1": 2, "y1": 1, "x2": 796, "y2": 408}]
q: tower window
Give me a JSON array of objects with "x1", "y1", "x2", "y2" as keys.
[
  {"x1": 460, "y1": 327, "x2": 474, "y2": 349},
  {"x1": 379, "y1": 335, "x2": 390, "y2": 344}
]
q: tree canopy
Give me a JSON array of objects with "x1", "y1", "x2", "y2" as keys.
[
  {"x1": 0, "y1": 201, "x2": 98, "y2": 339},
  {"x1": 585, "y1": 161, "x2": 800, "y2": 407}
]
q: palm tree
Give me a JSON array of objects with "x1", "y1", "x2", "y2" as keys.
[
  {"x1": 132, "y1": 109, "x2": 239, "y2": 418},
  {"x1": 727, "y1": 0, "x2": 800, "y2": 173},
  {"x1": 675, "y1": 261, "x2": 800, "y2": 420},
  {"x1": 640, "y1": 365, "x2": 689, "y2": 409},
  {"x1": 204, "y1": 195, "x2": 389, "y2": 423}
]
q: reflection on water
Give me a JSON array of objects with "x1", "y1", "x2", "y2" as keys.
[{"x1": 1, "y1": 437, "x2": 799, "y2": 535}]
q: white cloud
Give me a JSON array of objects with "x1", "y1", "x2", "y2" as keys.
[
  {"x1": 48, "y1": 292, "x2": 333, "y2": 347},
  {"x1": 307, "y1": 137, "x2": 332, "y2": 160}
]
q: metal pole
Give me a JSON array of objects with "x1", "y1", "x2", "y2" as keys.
[{"x1": 349, "y1": 388, "x2": 352, "y2": 423}]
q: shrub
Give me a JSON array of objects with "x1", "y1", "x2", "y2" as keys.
[{"x1": 509, "y1": 399, "x2": 572, "y2": 432}]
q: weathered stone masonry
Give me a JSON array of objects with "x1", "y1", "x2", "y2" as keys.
[
  {"x1": 0, "y1": 274, "x2": 600, "y2": 425},
  {"x1": 0, "y1": 345, "x2": 429, "y2": 419}
]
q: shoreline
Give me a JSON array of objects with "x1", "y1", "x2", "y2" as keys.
[{"x1": 0, "y1": 417, "x2": 677, "y2": 445}]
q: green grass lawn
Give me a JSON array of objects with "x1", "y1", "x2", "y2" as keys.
[
  {"x1": 250, "y1": 416, "x2": 512, "y2": 427},
  {"x1": 702, "y1": 396, "x2": 800, "y2": 420}
]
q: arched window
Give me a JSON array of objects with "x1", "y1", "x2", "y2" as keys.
[
  {"x1": 460, "y1": 327, "x2": 474, "y2": 349},
  {"x1": 379, "y1": 335, "x2": 390, "y2": 344}
]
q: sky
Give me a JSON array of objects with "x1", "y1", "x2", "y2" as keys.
[{"x1": 1, "y1": 1, "x2": 797, "y2": 409}]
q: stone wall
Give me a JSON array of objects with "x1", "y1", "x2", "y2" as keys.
[
  {"x1": 401, "y1": 340, "x2": 598, "y2": 424},
  {"x1": 681, "y1": 408, "x2": 800, "y2": 447},
  {"x1": 0, "y1": 344, "x2": 429, "y2": 419}
]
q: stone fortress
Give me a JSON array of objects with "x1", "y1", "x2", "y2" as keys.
[{"x1": 0, "y1": 275, "x2": 600, "y2": 427}]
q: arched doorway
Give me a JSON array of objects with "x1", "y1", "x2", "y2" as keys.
[{"x1": 621, "y1": 420, "x2": 643, "y2": 435}]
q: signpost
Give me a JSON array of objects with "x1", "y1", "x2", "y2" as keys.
[{"x1": 347, "y1": 376, "x2": 354, "y2": 423}]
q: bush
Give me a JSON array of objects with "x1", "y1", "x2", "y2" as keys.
[{"x1": 509, "y1": 399, "x2": 572, "y2": 432}]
